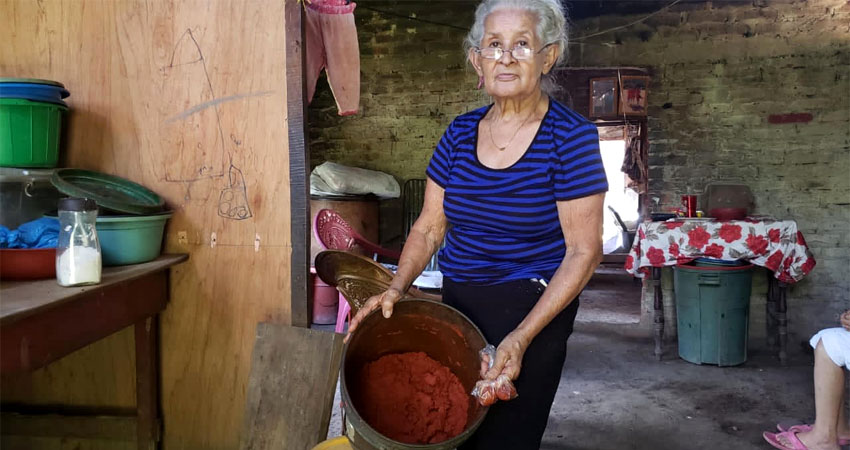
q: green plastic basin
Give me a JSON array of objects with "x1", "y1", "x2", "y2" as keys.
[
  {"x1": 97, "y1": 212, "x2": 172, "y2": 266},
  {"x1": 0, "y1": 98, "x2": 67, "y2": 168}
]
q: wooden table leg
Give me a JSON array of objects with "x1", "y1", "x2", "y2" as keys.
[
  {"x1": 652, "y1": 267, "x2": 664, "y2": 361},
  {"x1": 135, "y1": 316, "x2": 160, "y2": 450},
  {"x1": 776, "y1": 281, "x2": 788, "y2": 365},
  {"x1": 766, "y1": 273, "x2": 777, "y2": 350}
]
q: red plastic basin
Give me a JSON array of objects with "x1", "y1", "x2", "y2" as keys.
[
  {"x1": 0, "y1": 248, "x2": 56, "y2": 280},
  {"x1": 709, "y1": 208, "x2": 748, "y2": 221}
]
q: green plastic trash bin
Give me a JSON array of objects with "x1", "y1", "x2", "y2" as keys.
[{"x1": 674, "y1": 263, "x2": 754, "y2": 366}]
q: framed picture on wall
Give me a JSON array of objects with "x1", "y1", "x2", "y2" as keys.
[
  {"x1": 589, "y1": 77, "x2": 618, "y2": 118},
  {"x1": 619, "y1": 75, "x2": 650, "y2": 116}
]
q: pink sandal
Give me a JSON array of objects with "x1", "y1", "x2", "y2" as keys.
[
  {"x1": 776, "y1": 424, "x2": 850, "y2": 446},
  {"x1": 763, "y1": 430, "x2": 808, "y2": 450}
]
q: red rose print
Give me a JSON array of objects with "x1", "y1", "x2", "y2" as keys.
[
  {"x1": 765, "y1": 250, "x2": 784, "y2": 271},
  {"x1": 796, "y1": 231, "x2": 808, "y2": 246},
  {"x1": 669, "y1": 242, "x2": 680, "y2": 258},
  {"x1": 768, "y1": 228, "x2": 781, "y2": 243},
  {"x1": 703, "y1": 243, "x2": 725, "y2": 259},
  {"x1": 801, "y1": 257, "x2": 816, "y2": 274},
  {"x1": 625, "y1": 255, "x2": 634, "y2": 271},
  {"x1": 677, "y1": 256, "x2": 693, "y2": 265},
  {"x1": 718, "y1": 224, "x2": 742, "y2": 243},
  {"x1": 665, "y1": 221, "x2": 685, "y2": 230},
  {"x1": 746, "y1": 234, "x2": 769, "y2": 255},
  {"x1": 647, "y1": 247, "x2": 666, "y2": 266},
  {"x1": 639, "y1": 228, "x2": 646, "y2": 240},
  {"x1": 783, "y1": 256, "x2": 794, "y2": 270},
  {"x1": 687, "y1": 227, "x2": 711, "y2": 249}
]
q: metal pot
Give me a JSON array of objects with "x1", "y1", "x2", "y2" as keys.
[{"x1": 341, "y1": 299, "x2": 489, "y2": 450}]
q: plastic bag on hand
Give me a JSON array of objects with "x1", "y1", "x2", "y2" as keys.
[
  {"x1": 480, "y1": 344, "x2": 496, "y2": 372},
  {"x1": 494, "y1": 374, "x2": 518, "y2": 401},
  {"x1": 472, "y1": 379, "x2": 497, "y2": 406},
  {"x1": 470, "y1": 345, "x2": 518, "y2": 406}
]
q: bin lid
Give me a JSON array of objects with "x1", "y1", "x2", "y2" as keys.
[
  {"x1": 694, "y1": 257, "x2": 747, "y2": 267},
  {"x1": 675, "y1": 263, "x2": 754, "y2": 272},
  {"x1": 0, "y1": 97, "x2": 69, "y2": 110},
  {"x1": 50, "y1": 169, "x2": 165, "y2": 215},
  {"x1": 0, "y1": 78, "x2": 67, "y2": 89}
]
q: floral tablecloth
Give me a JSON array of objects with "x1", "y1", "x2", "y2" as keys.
[{"x1": 625, "y1": 218, "x2": 816, "y2": 283}]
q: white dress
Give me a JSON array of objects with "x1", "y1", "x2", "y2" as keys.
[{"x1": 810, "y1": 327, "x2": 850, "y2": 369}]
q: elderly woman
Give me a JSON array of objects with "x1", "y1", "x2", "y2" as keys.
[{"x1": 347, "y1": 0, "x2": 608, "y2": 447}]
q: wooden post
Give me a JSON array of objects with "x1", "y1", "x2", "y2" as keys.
[{"x1": 287, "y1": 0, "x2": 311, "y2": 328}]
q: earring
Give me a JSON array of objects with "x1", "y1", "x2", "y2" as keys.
[{"x1": 477, "y1": 75, "x2": 484, "y2": 89}]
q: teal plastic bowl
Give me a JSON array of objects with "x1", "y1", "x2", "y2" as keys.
[{"x1": 97, "y1": 212, "x2": 172, "y2": 266}]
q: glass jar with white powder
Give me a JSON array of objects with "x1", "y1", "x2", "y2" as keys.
[{"x1": 56, "y1": 198, "x2": 102, "y2": 286}]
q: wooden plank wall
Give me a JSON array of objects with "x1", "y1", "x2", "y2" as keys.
[{"x1": 0, "y1": 1, "x2": 293, "y2": 448}]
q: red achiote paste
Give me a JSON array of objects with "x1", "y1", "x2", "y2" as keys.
[{"x1": 357, "y1": 352, "x2": 469, "y2": 444}]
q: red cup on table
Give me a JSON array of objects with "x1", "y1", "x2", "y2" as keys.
[{"x1": 681, "y1": 195, "x2": 698, "y2": 217}]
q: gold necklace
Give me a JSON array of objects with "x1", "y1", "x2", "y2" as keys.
[{"x1": 488, "y1": 109, "x2": 537, "y2": 151}]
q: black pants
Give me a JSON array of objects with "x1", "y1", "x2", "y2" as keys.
[{"x1": 442, "y1": 278, "x2": 580, "y2": 450}]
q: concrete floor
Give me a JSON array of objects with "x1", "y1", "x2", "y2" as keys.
[
  {"x1": 320, "y1": 269, "x2": 837, "y2": 449},
  {"x1": 540, "y1": 326, "x2": 819, "y2": 450},
  {"x1": 575, "y1": 266, "x2": 641, "y2": 325}
]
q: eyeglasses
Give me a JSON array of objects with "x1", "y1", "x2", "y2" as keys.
[{"x1": 474, "y1": 43, "x2": 551, "y2": 61}]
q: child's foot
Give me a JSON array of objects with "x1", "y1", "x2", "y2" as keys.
[
  {"x1": 796, "y1": 429, "x2": 841, "y2": 450},
  {"x1": 764, "y1": 430, "x2": 840, "y2": 450},
  {"x1": 778, "y1": 424, "x2": 850, "y2": 446}
]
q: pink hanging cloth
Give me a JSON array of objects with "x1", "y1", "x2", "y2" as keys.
[{"x1": 305, "y1": 0, "x2": 360, "y2": 116}]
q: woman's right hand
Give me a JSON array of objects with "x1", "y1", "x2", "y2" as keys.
[
  {"x1": 840, "y1": 310, "x2": 850, "y2": 331},
  {"x1": 344, "y1": 287, "x2": 403, "y2": 343}
]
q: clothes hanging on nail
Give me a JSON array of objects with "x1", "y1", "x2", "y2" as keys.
[
  {"x1": 305, "y1": 0, "x2": 360, "y2": 116},
  {"x1": 621, "y1": 123, "x2": 648, "y2": 193}
]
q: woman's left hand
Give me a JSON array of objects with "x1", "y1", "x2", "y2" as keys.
[{"x1": 483, "y1": 330, "x2": 531, "y2": 381}]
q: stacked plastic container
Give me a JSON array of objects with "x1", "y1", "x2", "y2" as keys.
[
  {"x1": 0, "y1": 78, "x2": 70, "y2": 280},
  {"x1": 1, "y1": 82, "x2": 172, "y2": 278},
  {"x1": 0, "y1": 78, "x2": 70, "y2": 168}
]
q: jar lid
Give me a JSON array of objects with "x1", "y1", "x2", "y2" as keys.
[{"x1": 58, "y1": 197, "x2": 98, "y2": 212}]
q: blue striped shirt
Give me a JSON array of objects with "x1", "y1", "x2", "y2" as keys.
[{"x1": 425, "y1": 99, "x2": 608, "y2": 284}]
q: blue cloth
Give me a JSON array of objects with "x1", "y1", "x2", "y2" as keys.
[
  {"x1": 425, "y1": 99, "x2": 608, "y2": 284},
  {"x1": 0, "y1": 218, "x2": 59, "y2": 249}
]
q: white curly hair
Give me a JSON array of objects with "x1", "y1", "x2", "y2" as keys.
[{"x1": 464, "y1": 0, "x2": 569, "y2": 94}]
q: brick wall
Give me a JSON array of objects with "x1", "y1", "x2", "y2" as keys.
[
  {"x1": 308, "y1": 0, "x2": 849, "y2": 338},
  {"x1": 570, "y1": 0, "x2": 850, "y2": 338}
]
